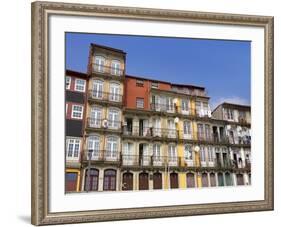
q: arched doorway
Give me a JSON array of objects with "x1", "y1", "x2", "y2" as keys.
[
  {"x1": 201, "y1": 173, "x2": 208, "y2": 187},
  {"x1": 210, "y1": 172, "x2": 216, "y2": 187},
  {"x1": 225, "y1": 172, "x2": 232, "y2": 186},
  {"x1": 236, "y1": 173, "x2": 244, "y2": 185},
  {"x1": 103, "y1": 169, "x2": 116, "y2": 191},
  {"x1": 186, "y1": 172, "x2": 195, "y2": 188},
  {"x1": 84, "y1": 168, "x2": 99, "y2": 191},
  {"x1": 170, "y1": 172, "x2": 179, "y2": 189},
  {"x1": 139, "y1": 172, "x2": 149, "y2": 190},
  {"x1": 122, "y1": 172, "x2": 133, "y2": 190},
  {"x1": 153, "y1": 172, "x2": 162, "y2": 189}
]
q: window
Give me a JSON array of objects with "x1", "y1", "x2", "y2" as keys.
[
  {"x1": 184, "y1": 144, "x2": 193, "y2": 160},
  {"x1": 109, "y1": 83, "x2": 120, "y2": 102},
  {"x1": 92, "y1": 80, "x2": 103, "y2": 99},
  {"x1": 153, "y1": 144, "x2": 161, "y2": 161},
  {"x1": 207, "y1": 146, "x2": 214, "y2": 162},
  {"x1": 123, "y1": 142, "x2": 133, "y2": 162},
  {"x1": 87, "y1": 136, "x2": 100, "y2": 159},
  {"x1": 225, "y1": 108, "x2": 234, "y2": 120},
  {"x1": 106, "y1": 136, "x2": 118, "y2": 160},
  {"x1": 200, "y1": 146, "x2": 206, "y2": 162},
  {"x1": 166, "y1": 97, "x2": 173, "y2": 111},
  {"x1": 108, "y1": 108, "x2": 120, "y2": 128},
  {"x1": 94, "y1": 56, "x2": 106, "y2": 72},
  {"x1": 151, "y1": 82, "x2": 158, "y2": 89},
  {"x1": 205, "y1": 124, "x2": 211, "y2": 141},
  {"x1": 74, "y1": 79, "x2": 86, "y2": 92},
  {"x1": 66, "y1": 103, "x2": 68, "y2": 115},
  {"x1": 183, "y1": 121, "x2": 192, "y2": 137},
  {"x1": 103, "y1": 169, "x2": 116, "y2": 191},
  {"x1": 136, "y1": 98, "x2": 144, "y2": 109},
  {"x1": 136, "y1": 79, "x2": 144, "y2": 87},
  {"x1": 66, "y1": 138, "x2": 80, "y2": 159},
  {"x1": 66, "y1": 76, "x2": 71, "y2": 89},
  {"x1": 181, "y1": 99, "x2": 189, "y2": 112},
  {"x1": 111, "y1": 60, "x2": 121, "y2": 76},
  {"x1": 168, "y1": 144, "x2": 177, "y2": 162},
  {"x1": 90, "y1": 106, "x2": 101, "y2": 127},
  {"x1": 197, "y1": 123, "x2": 204, "y2": 140},
  {"x1": 71, "y1": 105, "x2": 83, "y2": 119}
]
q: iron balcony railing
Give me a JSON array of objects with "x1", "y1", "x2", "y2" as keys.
[
  {"x1": 122, "y1": 126, "x2": 179, "y2": 139},
  {"x1": 87, "y1": 118, "x2": 122, "y2": 129},
  {"x1": 150, "y1": 103, "x2": 197, "y2": 116},
  {"x1": 92, "y1": 63, "x2": 124, "y2": 76},
  {"x1": 88, "y1": 90, "x2": 123, "y2": 103},
  {"x1": 121, "y1": 155, "x2": 181, "y2": 167},
  {"x1": 83, "y1": 150, "x2": 121, "y2": 162}
]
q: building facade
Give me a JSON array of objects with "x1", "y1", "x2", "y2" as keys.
[
  {"x1": 65, "y1": 43, "x2": 251, "y2": 192},
  {"x1": 65, "y1": 70, "x2": 88, "y2": 192}
]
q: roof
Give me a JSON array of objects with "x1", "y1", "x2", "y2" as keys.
[
  {"x1": 125, "y1": 74, "x2": 205, "y2": 90},
  {"x1": 65, "y1": 69, "x2": 88, "y2": 78},
  {"x1": 212, "y1": 102, "x2": 251, "y2": 113},
  {"x1": 91, "y1": 43, "x2": 126, "y2": 55}
]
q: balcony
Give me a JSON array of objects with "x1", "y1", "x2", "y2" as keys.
[
  {"x1": 122, "y1": 126, "x2": 179, "y2": 140},
  {"x1": 88, "y1": 90, "x2": 123, "y2": 105},
  {"x1": 83, "y1": 150, "x2": 121, "y2": 163},
  {"x1": 91, "y1": 63, "x2": 125, "y2": 79},
  {"x1": 86, "y1": 118, "x2": 122, "y2": 131},
  {"x1": 150, "y1": 103, "x2": 196, "y2": 116},
  {"x1": 121, "y1": 155, "x2": 181, "y2": 167}
]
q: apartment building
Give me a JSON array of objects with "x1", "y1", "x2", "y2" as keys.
[
  {"x1": 65, "y1": 70, "x2": 88, "y2": 192},
  {"x1": 81, "y1": 44, "x2": 126, "y2": 191},
  {"x1": 65, "y1": 43, "x2": 251, "y2": 192}
]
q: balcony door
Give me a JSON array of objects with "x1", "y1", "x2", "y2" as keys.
[
  {"x1": 168, "y1": 144, "x2": 177, "y2": 166},
  {"x1": 90, "y1": 106, "x2": 101, "y2": 127},
  {"x1": 87, "y1": 136, "x2": 100, "y2": 160},
  {"x1": 109, "y1": 83, "x2": 120, "y2": 102},
  {"x1": 183, "y1": 120, "x2": 192, "y2": 139},
  {"x1": 106, "y1": 136, "x2": 118, "y2": 161},
  {"x1": 167, "y1": 119, "x2": 176, "y2": 138},
  {"x1": 92, "y1": 80, "x2": 103, "y2": 99},
  {"x1": 123, "y1": 142, "x2": 133, "y2": 165},
  {"x1": 153, "y1": 144, "x2": 161, "y2": 165},
  {"x1": 94, "y1": 56, "x2": 105, "y2": 72},
  {"x1": 108, "y1": 108, "x2": 120, "y2": 128},
  {"x1": 153, "y1": 118, "x2": 161, "y2": 137}
]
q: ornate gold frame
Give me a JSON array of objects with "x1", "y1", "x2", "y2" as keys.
[{"x1": 31, "y1": 1, "x2": 274, "y2": 225}]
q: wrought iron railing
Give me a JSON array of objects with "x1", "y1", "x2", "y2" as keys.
[
  {"x1": 87, "y1": 118, "x2": 122, "y2": 129},
  {"x1": 88, "y1": 90, "x2": 123, "y2": 103},
  {"x1": 92, "y1": 63, "x2": 124, "y2": 76}
]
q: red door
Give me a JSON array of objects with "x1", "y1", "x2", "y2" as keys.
[{"x1": 65, "y1": 172, "x2": 77, "y2": 192}]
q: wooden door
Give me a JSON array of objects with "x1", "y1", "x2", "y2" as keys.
[
  {"x1": 139, "y1": 172, "x2": 149, "y2": 190},
  {"x1": 236, "y1": 173, "x2": 244, "y2": 185},
  {"x1": 122, "y1": 172, "x2": 133, "y2": 190},
  {"x1": 202, "y1": 173, "x2": 208, "y2": 187},
  {"x1": 210, "y1": 172, "x2": 216, "y2": 187},
  {"x1": 170, "y1": 172, "x2": 178, "y2": 189},
  {"x1": 153, "y1": 172, "x2": 162, "y2": 189},
  {"x1": 186, "y1": 173, "x2": 195, "y2": 188},
  {"x1": 65, "y1": 172, "x2": 77, "y2": 192}
]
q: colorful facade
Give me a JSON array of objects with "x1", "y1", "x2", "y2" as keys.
[{"x1": 65, "y1": 43, "x2": 251, "y2": 192}]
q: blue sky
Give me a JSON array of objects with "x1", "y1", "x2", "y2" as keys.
[{"x1": 66, "y1": 32, "x2": 251, "y2": 109}]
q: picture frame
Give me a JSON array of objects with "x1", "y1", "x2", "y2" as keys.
[{"x1": 31, "y1": 1, "x2": 274, "y2": 225}]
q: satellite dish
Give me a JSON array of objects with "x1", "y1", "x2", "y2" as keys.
[{"x1": 194, "y1": 145, "x2": 200, "y2": 152}]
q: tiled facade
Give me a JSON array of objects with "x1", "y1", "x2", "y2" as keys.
[{"x1": 65, "y1": 43, "x2": 251, "y2": 192}]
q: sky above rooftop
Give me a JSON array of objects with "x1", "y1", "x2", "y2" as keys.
[{"x1": 66, "y1": 32, "x2": 251, "y2": 110}]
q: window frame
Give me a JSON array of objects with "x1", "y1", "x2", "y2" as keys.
[
  {"x1": 66, "y1": 76, "x2": 71, "y2": 90},
  {"x1": 71, "y1": 104, "x2": 84, "y2": 120},
  {"x1": 74, "y1": 78, "x2": 86, "y2": 92},
  {"x1": 66, "y1": 138, "x2": 81, "y2": 160},
  {"x1": 136, "y1": 97, "x2": 144, "y2": 109}
]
